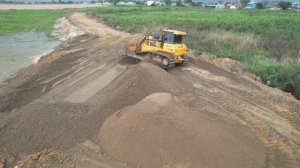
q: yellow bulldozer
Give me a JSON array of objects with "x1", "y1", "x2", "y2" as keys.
[{"x1": 126, "y1": 29, "x2": 189, "y2": 69}]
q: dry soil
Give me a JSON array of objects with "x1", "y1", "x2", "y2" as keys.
[{"x1": 0, "y1": 13, "x2": 299, "y2": 168}]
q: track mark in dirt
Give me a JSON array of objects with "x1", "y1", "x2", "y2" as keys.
[
  {"x1": 65, "y1": 65, "x2": 125, "y2": 103},
  {"x1": 66, "y1": 63, "x2": 106, "y2": 88}
]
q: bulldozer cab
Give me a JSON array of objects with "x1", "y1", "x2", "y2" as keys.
[{"x1": 162, "y1": 30, "x2": 186, "y2": 44}]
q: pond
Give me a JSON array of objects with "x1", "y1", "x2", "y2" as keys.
[{"x1": 0, "y1": 32, "x2": 60, "y2": 81}]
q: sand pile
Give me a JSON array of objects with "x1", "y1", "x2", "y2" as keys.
[
  {"x1": 51, "y1": 17, "x2": 85, "y2": 41},
  {"x1": 100, "y1": 92, "x2": 266, "y2": 168}
]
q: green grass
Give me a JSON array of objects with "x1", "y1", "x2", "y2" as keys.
[
  {"x1": 0, "y1": 9, "x2": 67, "y2": 36},
  {"x1": 89, "y1": 6, "x2": 300, "y2": 35},
  {"x1": 89, "y1": 6, "x2": 300, "y2": 99}
]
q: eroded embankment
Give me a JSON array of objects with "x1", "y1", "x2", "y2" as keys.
[{"x1": 0, "y1": 13, "x2": 299, "y2": 168}]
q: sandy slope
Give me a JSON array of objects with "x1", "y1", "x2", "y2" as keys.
[{"x1": 0, "y1": 13, "x2": 299, "y2": 168}]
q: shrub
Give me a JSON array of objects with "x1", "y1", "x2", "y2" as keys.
[
  {"x1": 256, "y1": 2, "x2": 265, "y2": 9},
  {"x1": 111, "y1": 0, "x2": 120, "y2": 5},
  {"x1": 272, "y1": 64, "x2": 300, "y2": 99},
  {"x1": 184, "y1": 0, "x2": 193, "y2": 5},
  {"x1": 176, "y1": 0, "x2": 183, "y2": 7},
  {"x1": 240, "y1": 0, "x2": 250, "y2": 7},
  {"x1": 165, "y1": 0, "x2": 171, "y2": 6},
  {"x1": 242, "y1": 55, "x2": 281, "y2": 82},
  {"x1": 278, "y1": 1, "x2": 292, "y2": 10},
  {"x1": 241, "y1": 55, "x2": 300, "y2": 99}
]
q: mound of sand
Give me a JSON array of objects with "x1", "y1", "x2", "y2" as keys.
[
  {"x1": 100, "y1": 92, "x2": 266, "y2": 168},
  {"x1": 51, "y1": 17, "x2": 86, "y2": 41}
]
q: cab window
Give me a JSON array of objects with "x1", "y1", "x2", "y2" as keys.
[
  {"x1": 163, "y1": 32, "x2": 174, "y2": 44},
  {"x1": 173, "y1": 35, "x2": 182, "y2": 44}
]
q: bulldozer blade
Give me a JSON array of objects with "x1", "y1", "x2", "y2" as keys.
[{"x1": 125, "y1": 53, "x2": 144, "y2": 60}]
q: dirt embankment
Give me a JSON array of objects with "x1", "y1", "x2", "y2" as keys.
[{"x1": 0, "y1": 13, "x2": 299, "y2": 168}]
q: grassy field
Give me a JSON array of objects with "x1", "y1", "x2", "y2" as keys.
[
  {"x1": 0, "y1": 9, "x2": 67, "y2": 36},
  {"x1": 89, "y1": 6, "x2": 300, "y2": 99}
]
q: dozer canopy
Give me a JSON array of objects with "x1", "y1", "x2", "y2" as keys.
[
  {"x1": 163, "y1": 29, "x2": 187, "y2": 35},
  {"x1": 162, "y1": 30, "x2": 186, "y2": 44}
]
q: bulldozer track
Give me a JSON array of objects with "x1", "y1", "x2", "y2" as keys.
[
  {"x1": 135, "y1": 51, "x2": 176, "y2": 69},
  {"x1": 180, "y1": 55, "x2": 189, "y2": 65}
]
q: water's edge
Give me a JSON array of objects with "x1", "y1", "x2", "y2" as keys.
[
  {"x1": 0, "y1": 31, "x2": 60, "y2": 81},
  {"x1": 0, "y1": 17, "x2": 86, "y2": 82}
]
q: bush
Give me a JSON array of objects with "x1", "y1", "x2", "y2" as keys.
[
  {"x1": 241, "y1": 55, "x2": 300, "y2": 99},
  {"x1": 240, "y1": 0, "x2": 250, "y2": 7},
  {"x1": 242, "y1": 55, "x2": 281, "y2": 83},
  {"x1": 272, "y1": 64, "x2": 300, "y2": 99},
  {"x1": 165, "y1": 0, "x2": 171, "y2": 6},
  {"x1": 278, "y1": 1, "x2": 292, "y2": 10},
  {"x1": 176, "y1": 0, "x2": 183, "y2": 7},
  {"x1": 256, "y1": 2, "x2": 265, "y2": 9},
  {"x1": 111, "y1": 0, "x2": 119, "y2": 5}
]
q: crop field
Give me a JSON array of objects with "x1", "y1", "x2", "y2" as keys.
[{"x1": 89, "y1": 6, "x2": 300, "y2": 99}]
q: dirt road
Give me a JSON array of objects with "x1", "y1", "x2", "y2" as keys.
[{"x1": 0, "y1": 13, "x2": 299, "y2": 168}]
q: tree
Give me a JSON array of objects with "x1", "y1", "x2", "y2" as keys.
[
  {"x1": 278, "y1": 1, "x2": 292, "y2": 10},
  {"x1": 240, "y1": 0, "x2": 250, "y2": 7},
  {"x1": 176, "y1": 0, "x2": 183, "y2": 6},
  {"x1": 256, "y1": 2, "x2": 265, "y2": 9},
  {"x1": 184, "y1": 0, "x2": 193, "y2": 5},
  {"x1": 111, "y1": 0, "x2": 119, "y2": 5},
  {"x1": 165, "y1": 0, "x2": 171, "y2": 6}
]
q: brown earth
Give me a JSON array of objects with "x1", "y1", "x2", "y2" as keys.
[
  {"x1": 0, "y1": 13, "x2": 299, "y2": 168},
  {"x1": 100, "y1": 92, "x2": 266, "y2": 168}
]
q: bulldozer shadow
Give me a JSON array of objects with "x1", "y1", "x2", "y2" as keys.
[{"x1": 118, "y1": 55, "x2": 141, "y2": 66}]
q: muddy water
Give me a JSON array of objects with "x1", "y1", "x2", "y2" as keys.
[{"x1": 0, "y1": 32, "x2": 60, "y2": 81}]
